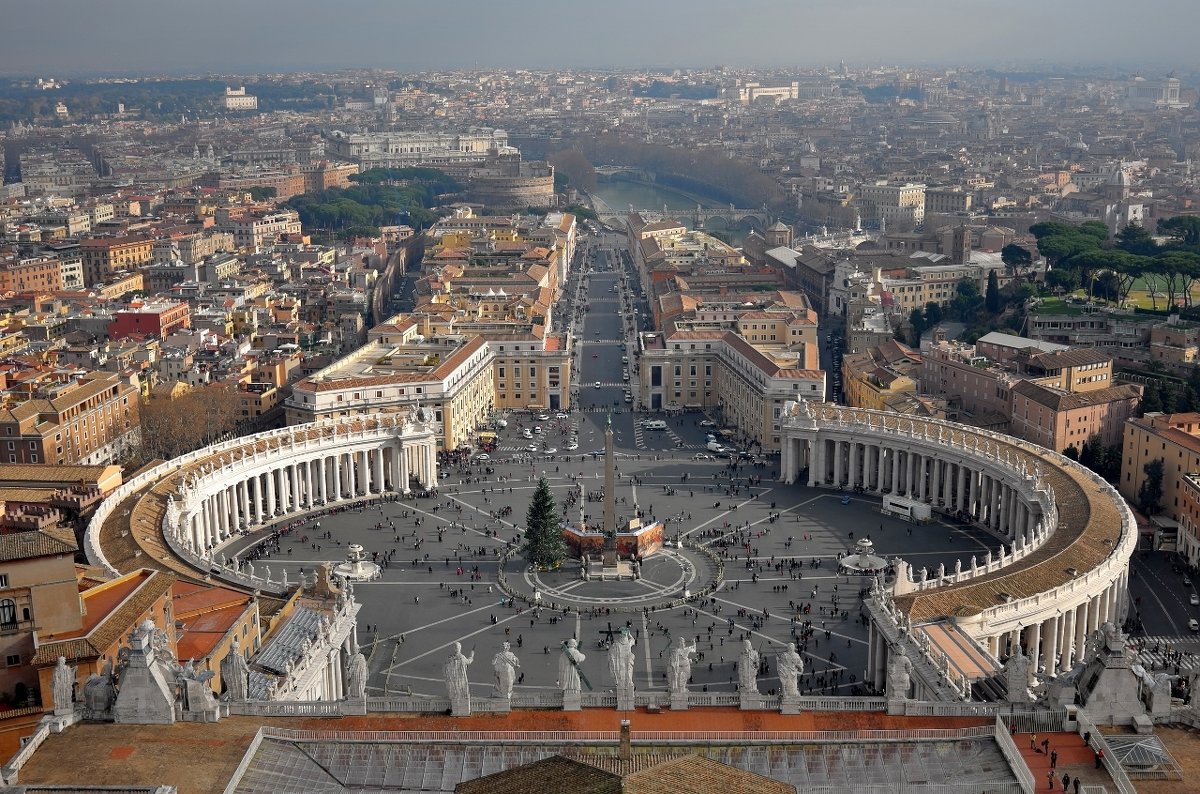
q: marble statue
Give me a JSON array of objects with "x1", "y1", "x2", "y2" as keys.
[
  {"x1": 220, "y1": 637, "x2": 251, "y2": 701},
  {"x1": 492, "y1": 642, "x2": 520, "y2": 699},
  {"x1": 777, "y1": 644, "x2": 805, "y2": 699},
  {"x1": 1003, "y1": 646, "x2": 1032, "y2": 702},
  {"x1": 608, "y1": 627, "x2": 635, "y2": 692},
  {"x1": 559, "y1": 639, "x2": 586, "y2": 694},
  {"x1": 52, "y1": 656, "x2": 76, "y2": 713},
  {"x1": 887, "y1": 647, "x2": 913, "y2": 700},
  {"x1": 83, "y1": 661, "x2": 115, "y2": 718},
  {"x1": 667, "y1": 637, "x2": 696, "y2": 695},
  {"x1": 738, "y1": 639, "x2": 760, "y2": 695},
  {"x1": 347, "y1": 651, "x2": 368, "y2": 700},
  {"x1": 444, "y1": 642, "x2": 475, "y2": 713}
]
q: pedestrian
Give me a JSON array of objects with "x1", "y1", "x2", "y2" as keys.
[
  {"x1": 1030, "y1": 733, "x2": 1038, "y2": 751},
  {"x1": 1083, "y1": 730, "x2": 1091, "y2": 747},
  {"x1": 1042, "y1": 738, "x2": 1050, "y2": 755},
  {"x1": 1050, "y1": 750, "x2": 1057, "y2": 769},
  {"x1": 1095, "y1": 749, "x2": 1104, "y2": 769},
  {"x1": 1047, "y1": 770, "x2": 1055, "y2": 790},
  {"x1": 1072, "y1": 779, "x2": 1080, "y2": 794},
  {"x1": 1061, "y1": 774, "x2": 1069, "y2": 791}
]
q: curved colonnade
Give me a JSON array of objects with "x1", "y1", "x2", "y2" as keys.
[
  {"x1": 86, "y1": 414, "x2": 439, "y2": 591},
  {"x1": 780, "y1": 403, "x2": 1137, "y2": 692}
]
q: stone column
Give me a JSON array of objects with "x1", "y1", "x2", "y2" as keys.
[
  {"x1": 374, "y1": 447, "x2": 385, "y2": 493},
  {"x1": 1059, "y1": 609, "x2": 1074, "y2": 672},
  {"x1": 833, "y1": 440, "x2": 844, "y2": 486},
  {"x1": 1042, "y1": 616, "x2": 1058, "y2": 677},
  {"x1": 1027, "y1": 622, "x2": 1041, "y2": 680},
  {"x1": 889, "y1": 448, "x2": 899, "y2": 493},
  {"x1": 332, "y1": 454, "x2": 342, "y2": 500}
]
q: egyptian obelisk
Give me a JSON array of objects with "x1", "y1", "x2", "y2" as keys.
[{"x1": 603, "y1": 413, "x2": 616, "y2": 537}]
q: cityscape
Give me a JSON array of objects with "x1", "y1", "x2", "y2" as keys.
[{"x1": 0, "y1": 3, "x2": 1199, "y2": 792}]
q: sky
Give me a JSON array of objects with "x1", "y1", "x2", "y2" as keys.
[{"x1": 2, "y1": 0, "x2": 1198, "y2": 76}]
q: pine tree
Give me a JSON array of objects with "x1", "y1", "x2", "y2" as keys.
[{"x1": 524, "y1": 477, "x2": 567, "y2": 569}]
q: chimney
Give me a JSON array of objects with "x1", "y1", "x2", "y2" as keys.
[{"x1": 619, "y1": 719, "x2": 631, "y2": 762}]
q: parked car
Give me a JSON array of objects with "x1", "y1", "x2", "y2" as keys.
[{"x1": 699, "y1": 419, "x2": 716, "y2": 428}]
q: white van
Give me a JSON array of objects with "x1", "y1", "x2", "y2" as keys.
[
  {"x1": 706, "y1": 440, "x2": 724, "y2": 453},
  {"x1": 643, "y1": 420, "x2": 668, "y2": 431}
]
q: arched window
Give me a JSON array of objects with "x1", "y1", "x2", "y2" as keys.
[{"x1": 0, "y1": 600, "x2": 16, "y2": 626}]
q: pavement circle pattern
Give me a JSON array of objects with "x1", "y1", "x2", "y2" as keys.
[{"x1": 509, "y1": 545, "x2": 720, "y2": 610}]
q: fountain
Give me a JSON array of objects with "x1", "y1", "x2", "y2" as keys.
[
  {"x1": 838, "y1": 536, "x2": 888, "y2": 576},
  {"x1": 332, "y1": 543, "x2": 381, "y2": 582}
]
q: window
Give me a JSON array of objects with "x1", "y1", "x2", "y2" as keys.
[
  {"x1": 4, "y1": 655, "x2": 18, "y2": 667},
  {"x1": 0, "y1": 600, "x2": 14, "y2": 626},
  {"x1": 0, "y1": 574, "x2": 7, "y2": 588}
]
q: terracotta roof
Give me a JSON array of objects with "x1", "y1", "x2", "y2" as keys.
[
  {"x1": 623, "y1": 754, "x2": 796, "y2": 794},
  {"x1": 0, "y1": 525, "x2": 77, "y2": 562},
  {"x1": 1010, "y1": 381, "x2": 1142, "y2": 411},
  {"x1": 456, "y1": 755, "x2": 621, "y2": 794},
  {"x1": 33, "y1": 568, "x2": 175, "y2": 665}
]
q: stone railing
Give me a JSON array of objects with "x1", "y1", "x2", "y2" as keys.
[
  {"x1": 1, "y1": 714, "x2": 55, "y2": 785},
  {"x1": 1074, "y1": 710, "x2": 1137, "y2": 794},
  {"x1": 867, "y1": 597, "x2": 972, "y2": 700},
  {"x1": 162, "y1": 524, "x2": 288, "y2": 596},
  {"x1": 994, "y1": 715, "x2": 1036, "y2": 794},
  {"x1": 227, "y1": 700, "x2": 344, "y2": 717}
]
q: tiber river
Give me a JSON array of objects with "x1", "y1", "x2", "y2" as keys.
[{"x1": 588, "y1": 179, "x2": 747, "y2": 247}]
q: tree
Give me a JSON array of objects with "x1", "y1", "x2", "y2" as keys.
[
  {"x1": 908, "y1": 307, "x2": 926, "y2": 346},
  {"x1": 127, "y1": 384, "x2": 244, "y2": 467},
  {"x1": 523, "y1": 477, "x2": 567, "y2": 569},
  {"x1": 985, "y1": 270, "x2": 1001, "y2": 313},
  {"x1": 1063, "y1": 445, "x2": 1080, "y2": 461},
  {"x1": 547, "y1": 149, "x2": 597, "y2": 193},
  {"x1": 1001, "y1": 243, "x2": 1033, "y2": 275},
  {"x1": 1115, "y1": 223, "x2": 1158, "y2": 257},
  {"x1": 923, "y1": 301, "x2": 943, "y2": 326},
  {"x1": 1137, "y1": 459, "x2": 1165, "y2": 515},
  {"x1": 1140, "y1": 382, "x2": 1163, "y2": 415},
  {"x1": 1159, "y1": 216, "x2": 1200, "y2": 247}
]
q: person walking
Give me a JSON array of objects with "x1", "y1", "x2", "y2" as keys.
[
  {"x1": 1050, "y1": 750, "x2": 1057, "y2": 769},
  {"x1": 1030, "y1": 733, "x2": 1038, "y2": 751},
  {"x1": 1046, "y1": 770, "x2": 1055, "y2": 790},
  {"x1": 1061, "y1": 773, "x2": 1069, "y2": 792}
]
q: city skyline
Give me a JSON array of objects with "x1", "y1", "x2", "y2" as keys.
[{"x1": 2, "y1": 0, "x2": 1199, "y2": 76}]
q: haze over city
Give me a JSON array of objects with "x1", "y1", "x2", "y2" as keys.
[
  {"x1": 3, "y1": 0, "x2": 1200, "y2": 75},
  {"x1": 3, "y1": 0, "x2": 1200, "y2": 791}
]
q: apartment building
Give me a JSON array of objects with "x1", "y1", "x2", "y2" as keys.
[
  {"x1": 639, "y1": 321, "x2": 825, "y2": 450},
  {"x1": 0, "y1": 256, "x2": 64, "y2": 293},
  {"x1": 0, "y1": 373, "x2": 140, "y2": 466},
  {"x1": 80, "y1": 235, "x2": 153, "y2": 287},
  {"x1": 855, "y1": 182, "x2": 926, "y2": 229},
  {"x1": 107, "y1": 301, "x2": 192, "y2": 341},
  {"x1": 922, "y1": 332, "x2": 1140, "y2": 449},
  {"x1": 1121, "y1": 412, "x2": 1200, "y2": 523},
  {"x1": 0, "y1": 526, "x2": 83, "y2": 701},
  {"x1": 214, "y1": 209, "x2": 303, "y2": 251},
  {"x1": 841, "y1": 340, "x2": 923, "y2": 411},
  {"x1": 285, "y1": 335, "x2": 493, "y2": 449}
]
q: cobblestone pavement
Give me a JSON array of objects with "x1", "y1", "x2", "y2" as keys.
[{"x1": 222, "y1": 443, "x2": 1006, "y2": 701}]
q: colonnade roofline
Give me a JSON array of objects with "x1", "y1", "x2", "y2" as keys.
[
  {"x1": 87, "y1": 412, "x2": 438, "y2": 585},
  {"x1": 780, "y1": 402, "x2": 1137, "y2": 629}
]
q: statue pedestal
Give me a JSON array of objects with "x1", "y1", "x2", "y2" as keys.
[
  {"x1": 886, "y1": 697, "x2": 907, "y2": 716},
  {"x1": 739, "y1": 693, "x2": 761, "y2": 710},
  {"x1": 616, "y1": 687, "x2": 635, "y2": 712},
  {"x1": 343, "y1": 696, "x2": 368, "y2": 716},
  {"x1": 563, "y1": 691, "x2": 582, "y2": 711},
  {"x1": 492, "y1": 696, "x2": 512, "y2": 714},
  {"x1": 670, "y1": 692, "x2": 689, "y2": 711},
  {"x1": 450, "y1": 700, "x2": 472, "y2": 717},
  {"x1": 780, "y1": 696, "x2": 802, "y2": 715}
]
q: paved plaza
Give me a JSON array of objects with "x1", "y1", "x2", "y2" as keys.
[{"x1": 223, "y1": 434, "x2": 1007, "y2": 701}]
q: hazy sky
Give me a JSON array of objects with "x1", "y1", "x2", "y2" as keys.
[{"x1": 2, "y1": 0, "x2": 1198, "y2": 76}]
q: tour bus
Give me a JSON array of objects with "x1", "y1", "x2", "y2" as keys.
[{"x1": 643, "y1": 419, "x2": 668, "y2": 431}]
